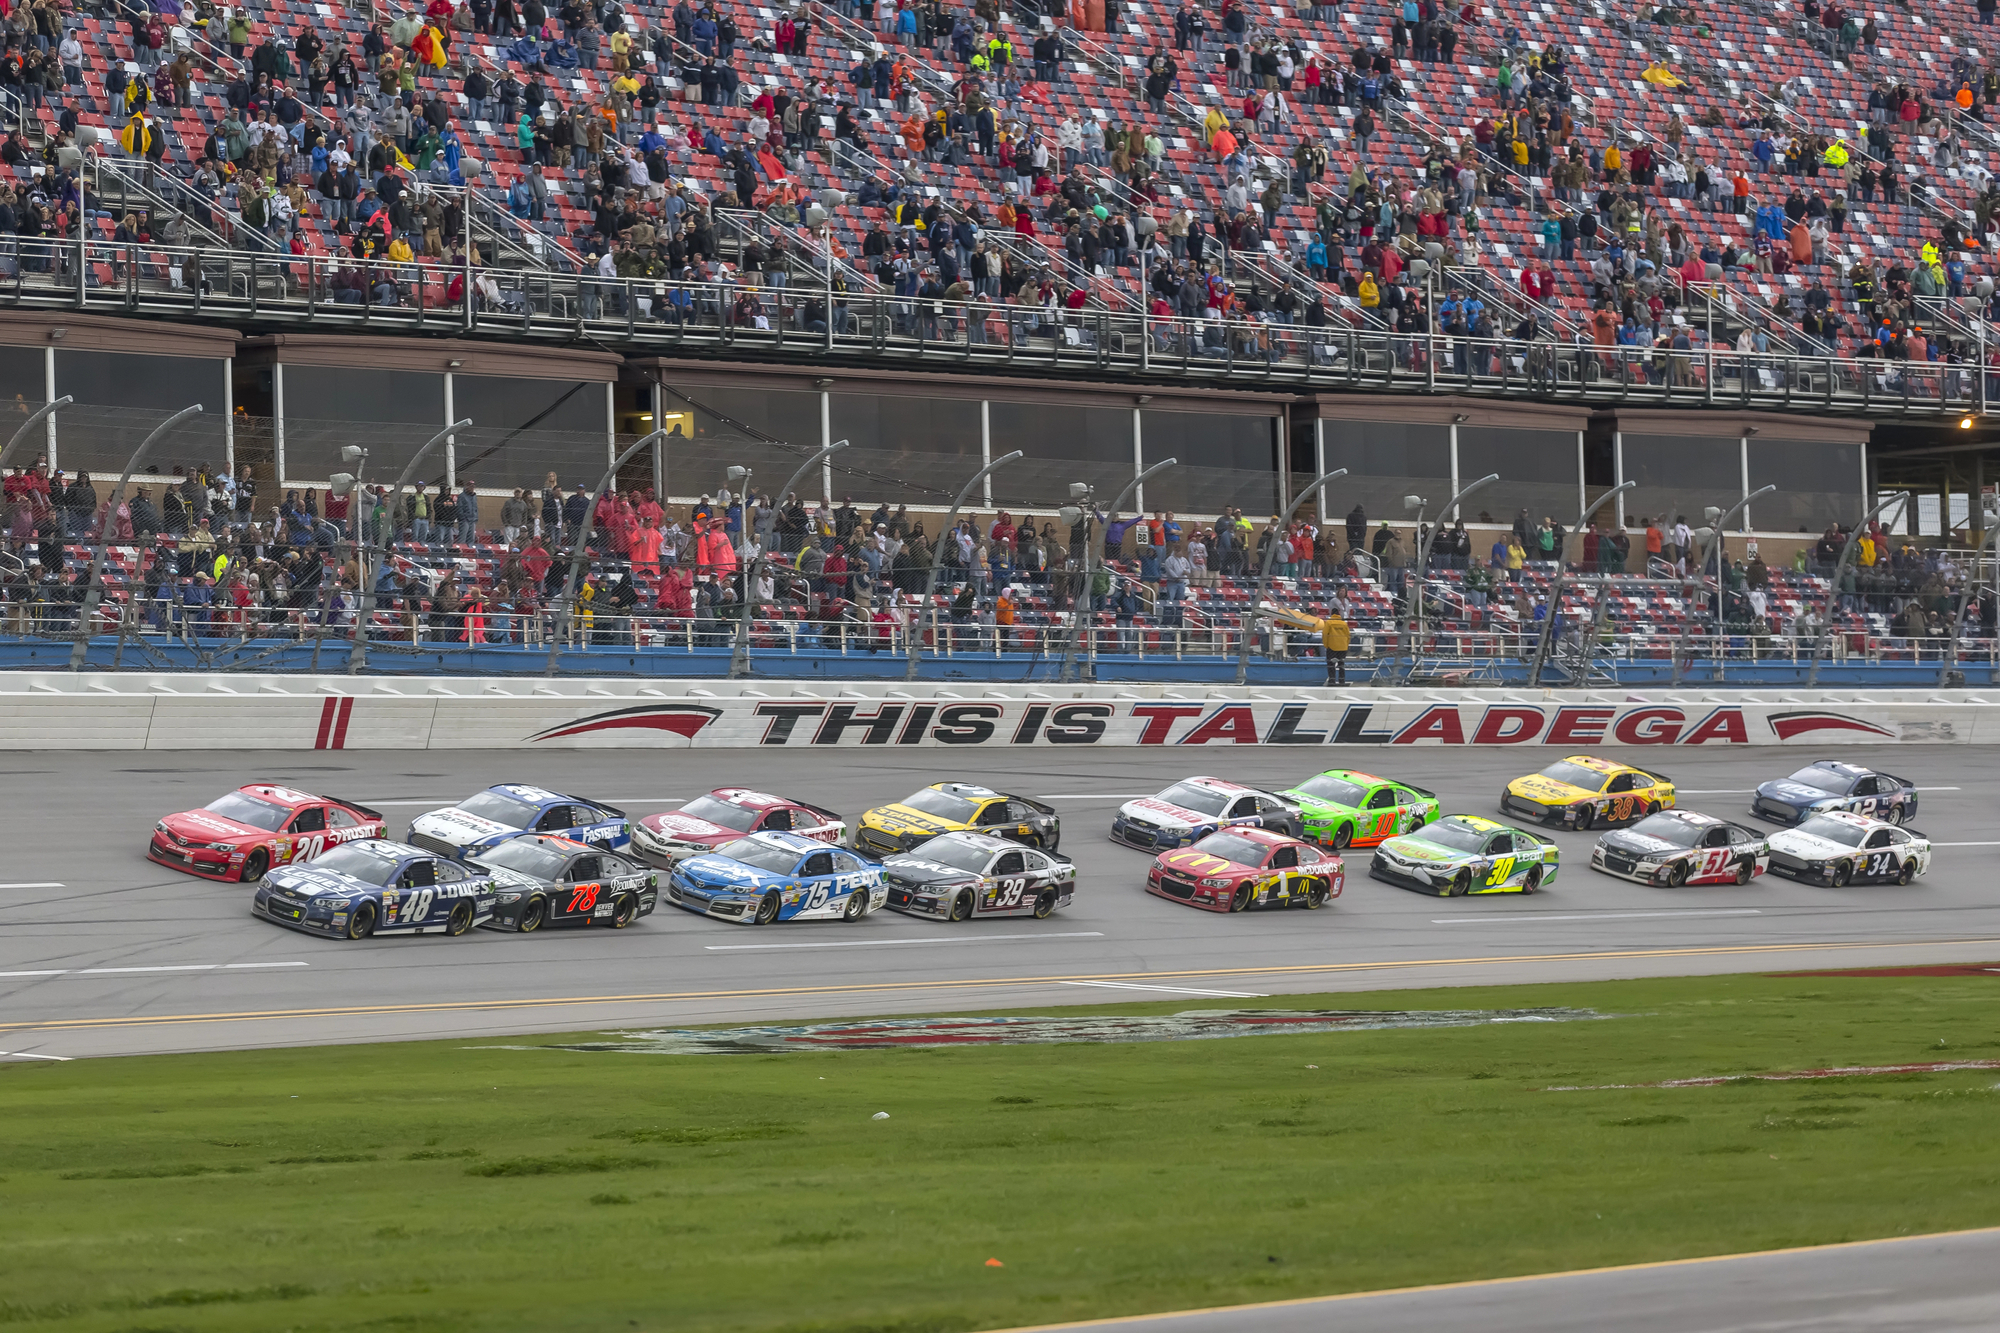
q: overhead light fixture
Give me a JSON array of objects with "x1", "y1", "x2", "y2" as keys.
[
  {"x1": 638, "y1": 413, "x2": 654, "y2": 421},
  {"x1": 47, "y1": 328, "x2": 64, "y2": 341},
  {"x1": 1404, "y1": 495, "x2": 1426, "y2": 511},
  {"x1": 1136, "y1": 394, "x2": 1153, "y2": 404},
  {"x1": 447, "y1": 359, "x2": 463, "y2": 368},
  {"x1": 1451, "y1": 412, "x2": 1469, "y2": 423},
  {"x1": 814, "y1": 377, "x2": 835, "y2": 388},
  {"x1": 340, "y1": 445, "x2": 367, "y2": 463},
  {"x1": 1961, "y1": 415, "x2": 1977, "y2": 430}
]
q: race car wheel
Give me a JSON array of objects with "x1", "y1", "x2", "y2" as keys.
[
  {"x1": 842, "y1": 890, "x2": 868, "y2": 921},
  {"x1": 1032, "y1": 889, "x2": 1058, "y2": 919},
  {"x1": 1331, "y1": 822, "x2": 1354, "y2": 851},
  {"x1": 518, "y1": 896, "x2": 547, "y2": 933},
  {"x1": 1666, "y1": 861, "x2": 1690, "y2": 887},
  {"x1": 1407, "y1": 815, "x2": 1425, "y2": 833},
  {"x1": 1885, "y1": 804, "x2": 1905, "y2": 826},
  {"x1": 1897, "y1": 858, "x2": 1916, "y2": 886},
  {"x1": 444, "y1": 901, "x2": 475, "y2": 937},
  {"x1": 1228, "y1": 884, "x2": 1253, "y2": 912},
  {"x1": 1521, "y1": 867, "x2": 1541, "y2": 895},
  {"x1": 754, "y1": 891, "x2": 781, "y2": 925},
  {"x1": 1733, "y1": 860, "x2": 1754, "y2": 886},
  {"x1": 1832, "y1": 862, "x2": 1853, "y2": 887},
  {"x1": 949, "y1": 892, "x2": 975, "y2": 922},
  {"x1": 1642, "y1": 801, "x2": 1659, "y2": 819},
  {"x1": 240, "y1": 849, "x2": 268, "y2": 883},
  {"x1": 609, "y1": 893, "x2": 640, "y2": 929},
  {"x1": 1304, "y1": 879, "x2": 1330, "y2": 909},
  {"x1": 345, "y1": 900, "x2": 377, "y2": 939},
  {"x1": 1447, "y1": 869, "x2": 1471, "y2": 897},
  {"x1": 1573, "y1": 805, "x2": 1594, "y2": 831}
]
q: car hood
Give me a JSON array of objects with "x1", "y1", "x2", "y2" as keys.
[
  {"x1": 639, "y1": 811, "x2": 736, "y2": 844},
  {"x1": 1377, "y1": 835, "x2": 1469, "y2": 865},
  {"x1": 1597, "y1": 830, "x2": 1688, "y2": 858},
  {"x1": 411, "y1": 808, "x2": 519, "y2": 846},
  {"x1": 1768, "y1": 829, "x2": 1861, "y2": 859},
  {"x1": 466, "y1": 863, "x2": 553, "y2": 892},
  {"x1": 1118, "y1": 797, "x2": 1219, "y2": 831},
  {"x1": 1508, "y1": 776, "x2": 1593, "y2": 803},
  {"x1": 880, "y1": 856, "x2": 982, "y2": 888},
  {"x1": 1283, "y1": 791, "x2": 1359, "y2": 817},
  {"x1": 1757, "y1": 781, "x2": 1839, "y2": 806},
  {"x1": 676, "y1": 854, "x2": 788, "y2": 890},
  {"x1": 161, "y1": 809, "x2": 266, "y2": 842},
  {"x1": 264, "y1": 864, "x2": 373, "y2": 898},
  {"x1": 1155, "y1": 847, "x2": 1251, "y2": 878},
  {"x1": 864, "y1": 804, "x2": 963, "y2": 837}
]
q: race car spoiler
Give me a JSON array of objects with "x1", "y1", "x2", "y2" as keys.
[
  {"x1": 328, "y1": 797, "x2": 385, "y2": 821},
  {"x1": 571, "y1": 795, "x2": 629, "y2": 819},
  {"x1": 1406, "y1": 784, "x2": 1438, "y2": 800},
  {"x1": 1015, "y1": 795, "x2": 1059, "y2": 816}
]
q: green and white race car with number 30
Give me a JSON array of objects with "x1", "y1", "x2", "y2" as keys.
[{"x1": 1367, "y1": 815, "x2": 1560, "y2": 897}]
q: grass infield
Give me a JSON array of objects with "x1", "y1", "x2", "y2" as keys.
[{"x1": 3, "y1": 971, "x2": 2000, "y2": 1332}]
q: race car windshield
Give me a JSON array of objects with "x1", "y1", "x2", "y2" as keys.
[
  {"x1": 1627, "y1": 815, "x2": 1705, "y2": 848},
  {"x1": 1536, "y1": 761, "x2": 1610, "y2": 792},
  {"x1": 1796, "y1": 816, "x2": 1868, "y2": 848},
  {"x1": 1156, "y1": 782, "x2": 1234, "y2": 817},
  {"x1": 1784, "y1": 766, "x2": 1855, "y2": 795},
  {"x1": 475, "y1": 840, "x2": 571, "y2": 878},
  {"x1": 1192, "y1": 833, "x2": 1268, "y2": 866},
  {"x1": 900, "y1": 789, "x2": 983, "y2": 822},
  {"x1": 304, "y1": 843, "x2": 401, "y2": 886},
  {"x1": 455, "y1": 790, "x2": 541, "y2": 828},
  {"x1": 715, "y1": 839, "x2": 806, "y2": 873},
  {"x1": 1415, "y1": 822, "x2": 1491, "y2": 854},
  {"x1": 679, "y1": 795, "x2": 759, "y2": 832},
  {"x1": 910, "y1": 837, "x2": 993, "y2": 873},
  {"x1": 203, "y1": 791, "x2": 291, "y2": 831},
  {"x1": 1293, "y1": 774, "x2": 1370, "y2": 807}
]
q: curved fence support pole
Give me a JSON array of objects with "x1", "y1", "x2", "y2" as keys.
[
  {"x1": 70, "y1": 404, "x2": 203, "y2": 671},
  {"x1": 351, "y1": 420, "x2": 475, "y2": 676},
  {"x1": 1940, "y1": 517, "x2": 2000, "y2": 686},
  {"x1": 907, "y1": 450, "x2": 1024, "y2": 681},
  {"x1": 1670, "y1": 484, "x2": 1777, "y2": 688},
  {"x1": 1400, "y1": 473, "x2": 1498, "y2": 684},
  {"x1": 1059, "y1": 457, "x2": 1177, "y2": 686},
  {"x1": 732, "y1": 440, "x2": 851, "y2": 679},
  {"x1": 546, "y1": 428, "x2": 670, "y2": 676},
  {"x1": 0, "y1": 395, "x2": 71, "y2": 473},
  {"x1": 1236, "y1": 468, "x2": 1347, "y2": 685},
  {"x1": 1804, "y1": 489, "x2": 1910, "y2": 689},
  {"x1": 1528, "y1": 480, "x2": 1635, "y2": 688}
]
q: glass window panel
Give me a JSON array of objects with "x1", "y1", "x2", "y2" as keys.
[
  {"x1": 1321, "y1": 420, "x2": 1452, "y2": 530},
  {"x1": 281, "y1": 366, "x2": 443, "y2": 426},
  {"x1": 829, "y1": 393, "x2": 982, "y2": 507},
  {"x1": 452, "y1": 375, "x2": 608, "y2": 436},
  {"x1": 1139, "y1": 411, "x2": 1278, "y2": 519},
  {"x1": 1620, "y1": 433, "x2": 1744, "y2": 532},
  {"x1": 987, "y1": 401, "x2": 1132, "y2": 511},
  {"x1": 0, "y1": 346, "x2": 44, "y2": 404},
  {"x1": 1747, "y1": 438, "x2": 1861, "y2": 533},
  {"x1": 1455, "y1": 427, "x2": 1581, "y2": 530}
]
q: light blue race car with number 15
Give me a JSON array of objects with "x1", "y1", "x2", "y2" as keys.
[{"x1": 665, "y1": 831, "x2": 888, "y2": 925}]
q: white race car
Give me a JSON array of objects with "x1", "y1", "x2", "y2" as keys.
[
  {"x1": 1109, "y1": 777, "x2": 1302, "y2": 852},
  {"x1": 1590, "y1": 809, "x2": 1769, "y2": 886},
  {"x1": 1766, "y1": 810, "x2": 1933, "y2": 886}
]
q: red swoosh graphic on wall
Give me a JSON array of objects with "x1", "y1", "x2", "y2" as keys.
[
  {"x1": 528, "y1": 704, "x2": 722, "y2": 743},
  {"x1": 1767, "y1": 711, "x2": 1898, "y2": 741}
]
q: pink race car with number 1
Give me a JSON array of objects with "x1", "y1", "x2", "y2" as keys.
[
  {"x1": 629, "y1": 788, "x2": 846, "y2": 867},
  {"x1": 149, "y1": 784, "x2": 387, "y2": 882}
]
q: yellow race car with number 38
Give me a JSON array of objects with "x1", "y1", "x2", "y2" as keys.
[{"x1": 1500, "y1": 755, "x2": 1676, "y2": 831}]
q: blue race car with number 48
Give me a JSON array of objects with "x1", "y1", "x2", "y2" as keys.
[
  {"x1": 665, "y1": 831, "x2": 887, "y2": 925},
  {"x1": 407, "y1": 784, "x2": 631, "y2": 860},
  {"x1": 253, "y1": 839, "x2": 499, "y2": 939}
]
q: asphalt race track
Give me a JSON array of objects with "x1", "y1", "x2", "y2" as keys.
[
  {"x1": 3, "y1": 745, "x2": 1998, "y2": 1061},
  {"x1": 993, "y1": 1227, "x2": 2000, "y2": 1333}
]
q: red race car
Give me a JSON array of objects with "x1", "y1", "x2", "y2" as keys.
[
  {"x1": 629, "y1": 787, "x2": 845, "y2": 867},
  {"x1": 1146, "y1": 827, "x2": 1345, "y2": 913},
  {"x1": 149, "y1": 785, "x2": 387, "y2": 882}
]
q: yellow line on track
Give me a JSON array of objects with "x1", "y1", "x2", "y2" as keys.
[
  {"x1": 4, "y1": 937, "x2": 1996, "y2": 1033},
  {"x1": 979, "y1": 1225, "x2": 2000, "y2": 1331}
]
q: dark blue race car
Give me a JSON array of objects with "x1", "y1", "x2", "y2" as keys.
[
  {"x1": 665, "y1": 831, "x2": 887, "y2": 925},
  {"x1": 1751, "y1": 761, "x2": 1918, "y2": 826},
  {"x1": 407, "y1": 784, "x2": 630, "y2": 860},
  {"x1": 253, "y1": 839, "x2": 500, "y2": 939}
]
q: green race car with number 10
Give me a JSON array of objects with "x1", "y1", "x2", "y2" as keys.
[{"x1": 1279, "y1": 769, "x2": 1441, "y2": 850}]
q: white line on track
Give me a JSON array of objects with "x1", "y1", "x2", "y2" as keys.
[
  {"x1": 1931, "y1": 841, "x2": 2000, "y2": 847},
  {"x1": 1061, "y1": 980, "x2": 1270, "y2": 998},
  {"x1": 0, "y1": 883, "x2": 64, "y2": 889},
  {"x1": 0, "y1": 1051, "x2": 71, "y2": 1061},
  {"x1": 704, "y1": 931, "x2": 1106, "y2": 951},
  {"x1": 1431, "y1": 910, "x2": 1765, "y2": 925},
  {"x1": 364, "y1": 798, "x2": 686, "y2": 806},
  {"x1": 0, "y1": 962, "x2": 311, "y2": 979},
  {"x1": 1678, "y1": 787, "x2": 1961, "y2": 795},
  {"x1": 1041, "y1": 794, "x2": 1154, "y2": 800}
]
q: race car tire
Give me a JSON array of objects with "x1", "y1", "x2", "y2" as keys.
[
  {"x1": 1642, "y1": 801, "x2": 1659, "y2": 819},
  {"x1": 1331, "y1": 822, "x2": 1354, "y2": 851},
  {"x1": 754, "y1": 891, "x2": 781, "y2": 925},
  {"x1": 949, "y1": 891, "x2": 975, "y2": 922},
  {"x1": 1045, "y1": 832, "x2": 1061, "y2": 854},
  {"x1": 1574, "y1": 805, "x2": 1594, "y2": 831},
  {"x1": 1832, "y1": 862, "x2": 1853, "y2": 887},
  {"x1": 518, "y1": 896, "x2": 547, "y2": 933},
  {"x1": 1304, "y1": 879, "x2": 1330, "y2": 909},
  {"x1": 1885, "y1": 804, "x2": 1905, "y2": 826},
  {"x1": 1408, "y1": 814, "x2": 1425, "y2": 833},
  {"x1": 345, "y1": 900, "x2": 377, "y2": 939},
  {"x1": 1447, "y1": 869, "x2": 1471, "y2": 897},
  {"x1": 1897, "y1": 858, "x2": 1916, "y2": 886},
  {"x1": 610, "y1": 893, "x2": 640, "y2": 929},
  {"x1": 1032, "y1": 889, "x2": 1058, "y2": 919},
  {"x1": 445, "y1": 901, "x2": 475, "y2": 937},
  {"x1": 842, "y1": 890, "x2": 868, "y2": 922},
  {"x1": 1228, "y1": 884, "x2": 1253, "y2": 912},
  {"x1": 1667, "y1": 861, "x2": 1689, "y2": 887},
  {"x1": 1521, "y1": 867, "x2": 1541, "y2": 895},
  {"x1": 240, "y1": 849, "x2": 268, "y2": 883},
  {"x1": 1734, "y1": 859, "x2": 1754, "y2": 886}
]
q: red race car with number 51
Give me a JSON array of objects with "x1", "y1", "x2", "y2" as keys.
[
  {"x1": 1146, "y1": 827, "x2": 1344, "y2": 913},
  {"x1": 149, "y1": 784, "x2": 387, "y2": 882}
]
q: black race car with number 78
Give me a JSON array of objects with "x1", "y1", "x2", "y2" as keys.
[
  {"x1": 879, "y1": 832, "x2": 1077, "y2": 920},
  {"x1": 466, "y1": 834, "x2": 660, "y2": 931}
]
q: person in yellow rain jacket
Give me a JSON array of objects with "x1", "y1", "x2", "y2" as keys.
[
  {"x1": 386, "y1": 233, "x2": 414, "y2": 263},
  {"x1": 119, "y1": 115, "x2": 152, "y2": 156},
  {"x1": 1603, "y1": 139, "x2": 1622, "y2": 177},
  {"x1": 1823, "y1": 133, "x2": 1849, "y2": 169},
  {"x1": 1920, "y1": 240, "x2": 1941, "y2": 269},
  {"x1": 1642, "y1": 59, "x2": 1684, "y2": 88},
  {"x1": 1319, "y1": 609, "x2": 1351, "y2": 684}
]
